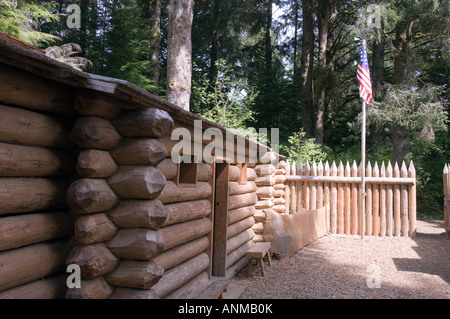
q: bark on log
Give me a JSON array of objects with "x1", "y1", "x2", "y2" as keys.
[
  {"x1": 0, "y1": 105, "x2": 74, "y2": 149},
  {"x1": 106, "y1": 228, "x2": 164, "y2": 260},
  {"x1": 110, "y1": 288, "x2": 159, "y2": 299},
  {"x1": 65, "y1": 277, "x2": 114, "y2": 299},
  {"x1": 65, "y1": 243, "x2": 120, "y2": 280},
  {"x1": 112, "y1": 108, "x2": 174, "y2": 138},
  {"x1": 105, "y1": 260, "x2": 164, "y2": 290},
  {"x1": 75, "y1": 213, "x2": 118, "y2": 245},
  {"x1": 74, "y1": 90, "x2": 122, "y2": 120},
  {"x1": 256, "y1": 186, "x2": 275, "y2": 199},
  {"x1": 107, "y1": 166, "x2": 166, "y2": 200},
  {"x1": 0, "y1": 211, "x2": 74, "y2": 252},
  {"x1": 229, "y1": 166, "x2": 256, "y2": 181},
  {"x1": 254, "y1": 164, "x2": 276, "y2": 176},
  {"x1": 110, "y1": 138, "x2": 168, "y2": 166},
  {"x1": 253, "y1": 210, "x2": 266, "y2": 222},
  {"x1": 152, "y1": 252, "x2": 209, "y2": 298},
  {"x1": 153, "y1": 236, "x2": 209, "y2": 271},
  {"x1": 0, "y1": 64, "x2": 77, "y2": 116},
  {"x1": 0, "y1": 178, "x2": 67, "y2": 215},
  {"x1": 227, "y1": 217, "x2": 255, "y2": 239},
  {"x1": 76, "y1": 149, "x2": 118, "y2": 178},
  {"x1": 255, "y1": 175, "x2": 275, "y2": 186},
  {"x1": 227, "y1": 240, "x2": 254, "y2": 269},
  {"x1": 227, "y1": 228, "x2": 255, "y2": 254},
  {"x1": 0, "y1": 241, "x2": 70, "y2": 292},
  {"x1": 0, "y1": 274, "x2": 67, "y2": 299},
  {"x1": 157, "y1": 158, "x2": 212, "y2": 181},
  {"x1": 228, "y1": 206, "x2": 256, "y2": 225},
  {"x1": 158, "y1": 181, "x2": 212, "y2": 204},
  {"x1": 225, "y1": 256, "x2": 248, "y2": 280},
  {"x1": 108, "y1": 199, "x2": 167, "y2": 230},
  {"x1": 0, "y1": 142, "x2": 75, "y2": 177},
  {"x1": 162, "y1": 199, "x2": 211, "y2": 227},
  {"x1": 164, "y1": 271, "x2": 209, "y2": 299},
  {"x1": 66, "y1": 178, "x2": 119, "y2": 214},
  {"x1": 255, "y1": 200, "x2": 274, "y2": 209},
  {"x1": 228, "y1": 192, "x2": 258, "y2": 211},
  {"x1": 70, "y1": 117, "x2": 122, "y2": 150},
  {"x1": 228, "y1": 181, "x2": 257, "y2": 196},
  {"x1": 159, "y1": 217, "x2": 212, "y2": 251},
  {"x1": 252, "y1": 222, "x2": 264, "y2": 233}
]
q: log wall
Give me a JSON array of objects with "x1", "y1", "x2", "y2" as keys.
[{"x1": 0, "y1": 65, "x2": 77, "y2": 299}]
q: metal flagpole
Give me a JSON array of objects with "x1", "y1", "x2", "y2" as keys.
[{"x1": 361, "y1": 100, "x2": 366, "y2": 239}]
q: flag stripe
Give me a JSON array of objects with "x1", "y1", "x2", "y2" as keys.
[{"x1": 357, "y1": 42, "x2": 372, "y2": 105}]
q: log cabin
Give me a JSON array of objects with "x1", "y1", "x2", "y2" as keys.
[{"x1": 0, "y1": 32, "x2": 284, "y2": 299}]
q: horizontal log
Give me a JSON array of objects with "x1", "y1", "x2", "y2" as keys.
[
  {"x1": 76, "y1": 149, "x2": 118, "y2": 178},
  {"x1": 273, "y1": 189, "x2": 285, "y2": 197},
  {"x1": 285, "y1": 175, "x2": 416, "y2": 185},
  {"x1": 107, "y1": 166, "x2": 166, "y2": 199},
  {"x1": 227, "y1": 216, "x2": 255, "y2": 239},
  {"x1": 157, "y1": 158, "x2": 212, "y2": 181},
  {"x1": 228, "y1": 205, "x2": 256, "y2": 225},
  {"x1": 0, "y1": 64, "x2": 76, "y2": 116},
  {"x1": 70, "y1": 117, "x2": 122, "y2": 150},
  {"x1": 227, "y1": 240, "x2": 254, "y2": 269},
  {"x1": 0, "y1": 178, "x2": 67, "y2": 215},
  {"x1": 74, "y1": 90, "x2": 122, "y2": 120},
  {"x1": 256, "y1": 186, "x2": 275, "y2": 198},
  {"x1": 153, "y1": 236, "x2": 209, "y2": 271},
  {"x1": 164, "y1": 271, "x2": 209, "y2": 299},
  {"x1": 229, "y1": 166, "x2": 257, "y2": 181},
  {"x1": 158, "y1": 181, "x2": 212, "y2": 204},
  {"x1": 274, "y1": 168, "x2": 286, "y2": 175},
  {"x1": 66, "y1": 178, "x2": 119, "y2": 214},
  {"x1": 65, "y1": 243, "x2": 120, "y2": 280},
  {"x1": 228, "y1": 192, "x2": 258, "y2": 211},
  {"x1": 252, "y1": 234, "x2": 264, "y2": 243},
  {"x1": 110, "y1": 288, "x2": 159, "y2": 299},
  {"x1": 112, "y1": 108, "x2": 174, "y2": 138},
  {"x1": 0, "y1": 142, "x2": 75, "y2": 177},
  {"x1": 273, "y1": 183, "x2": 285, "y2": 190},
  {"x1": 0, "y1": 105, "x2": 74, "y2": 149},
  {"x1": 105, "y1": 260, "x2": 164, "y2": 290},
  {"x1": 162, "y1": 199, "x2": 211, "y2": 227},
  {"x1": 108, "y1": 199, "x2": 167, "y2": 230},
  {"x1": 272, "y1": 205, "x2": 286, "y2": 213},
  {"x1": 272, "y1": 197, "x2": 285, "y2": 205},
  {"x1": 228, "y1": 181, "x2": 257, "y2": 196},
  {"x1": 254, "y1": 164, "x2": 276, "y2": 176},
  {"x1": 274, "y1": 175, "x2": 286, "y2": 183},
  {"x1": 252, "y1": 222, "x2": 264, "y2": 233},
  {"x1": 160, "y1": 217, "x2": 212, "y2": 251},
  {"x1": 0, "y1": 211, "x2": 74, "y2": 252},
  {"x1": 106, "y1": 228, "x2": 164, "y2": 260},
  {"x1": 0, "y1": 274, "x2": 67, "y2": 299},
  {"x1": 0, "y1": 241, "x2": 70, "y2": 292},
  {"x1": 152, "y1": 252, "x2": 209, "y2": 298},
  {"x1": 255, "y1": 175, "x2": 275, "y2": 186},
  {"x1": 75, "y1": 213, "x2": 118, "y2": 245},
  {"x1": 225, "y1": 256, "x2": 248, "y2": 280},
  {"x1": 253, "y1": 210, "x2": 266, "y2": 222},
  {"x1": 66, "y1": 277, "x2": 114, "y2": 299},
  {"x1": 227, "y1": 228, "x2": 255, "y2": 254},
  {"x1": 110, "y1": 138, "x2": 168, "y2": 166}
]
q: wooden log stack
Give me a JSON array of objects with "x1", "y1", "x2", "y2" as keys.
[
  {"x1": 0, "y1": 64, "x2": 77, "y2": 299},
  {"x1": 65, "y1": 91, "x2": 176, "y2": 299}
]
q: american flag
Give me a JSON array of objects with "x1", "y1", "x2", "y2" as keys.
[{"x1": 357, "y1": 41, "x2": 373, "y2": 104}]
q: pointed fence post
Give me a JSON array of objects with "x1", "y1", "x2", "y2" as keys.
[
  {"x1": 351, "y1": 161, "x2": 359, "y2": 235},
  {"x1": 408, "y1": 161, "x2": 416, "y2": 237},
  {"x1": 317, "y1": 161, "x2": 324, "y2": 209},
  {"x1": 337, "y1": 161, "x2": 344, "y2": 234},
  {"x1": 401, "y1": 162, "x2": 409, "y2": 237},
  {"x1": 372, "y1": 162, "x2": 380, "y2": 236},
  {"x1": 344, "y1": 162, "x2": 351, "y2": 235},
  {"x1": 311, "y1": 161, "x2": 317, "y2": 210},
  {"x1": 330, "y1": 161, "x2": 337, "y2": 234},
  {"x1": 296, "y1": 161, "x2": 303, "y2": 210},
  {"x1": 386, "y1": 162, "x2": 394, "y2": 237},
  {"x1": 394, "y1": 162, "x2": 401, "y2": 236},
  {"x1": 380, "y1": 162, "x2": 387, "y2": 237}
]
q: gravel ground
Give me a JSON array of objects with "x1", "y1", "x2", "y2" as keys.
[{"x1": 231, "y1": 219, "x2": 450, "y2": 299}]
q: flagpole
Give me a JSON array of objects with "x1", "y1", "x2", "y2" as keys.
[{"x1": 361, "y1": 100, "x2": 366, "y2": 239}]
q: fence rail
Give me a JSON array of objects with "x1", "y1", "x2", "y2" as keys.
[{"x1": 283, "y1": 160, "x2": 417, "y2": 237}]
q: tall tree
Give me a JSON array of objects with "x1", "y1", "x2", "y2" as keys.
[
  {"x1": 166, "y1": 0, "x2": 195, "y2": 111},
  {"x1": 300, "y1": 0, "x2": 315, "y2": 137}
]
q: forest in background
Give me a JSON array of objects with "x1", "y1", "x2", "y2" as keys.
[{"x1": 0, "y1": 0, "x2": 449, "y2": 217}]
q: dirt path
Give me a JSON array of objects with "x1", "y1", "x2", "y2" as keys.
[{"x1": 231, "y1": 219, "x2": 450, "y2": 299}]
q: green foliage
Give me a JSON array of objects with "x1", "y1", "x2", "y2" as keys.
[
  {"x1": 279, "y1": 129, "x2": 329, "y2": 164},
  {"x1": 0, "y1": 0, "x2": 58, "y2": 45},
  {"x1": 191, "y1": 59, "x2": 258, "y2": 137}
]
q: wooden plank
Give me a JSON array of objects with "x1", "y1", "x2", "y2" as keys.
[
  {"x1": 408, "y1": 161, "x2": 417, "y2": 237},
  {"x1": 212, "y1": 163, "x2": 229, "y2": 277},
  {"x1": 245, "y1": 242, "x2": 271, "y2": 259},
  {"x1": 401, "y1": 162, "x2": 409, "y2": 237},
  {"x1": 337, "y1": 161, "x2": 344, "y2": 234},
  {"x1": 394, "y1": 163, "x2": 401, "y2": 236},
  {"x1": 365, "y1": 162, "x2": 373, "y2": 236}
]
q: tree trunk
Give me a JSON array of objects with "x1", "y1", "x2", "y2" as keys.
[
  {"x1": 209, "y1": 0, "x2": 220, "y2": 88},
  {"x1": 300, "y1": 0, "x2": 314, "y2": 137},
  {"x1": 392, "y1": 124, "x2": 409, "y2": 164},
  {"x1": 166, "y1": 0, "x2": 194, "y2": 111},
  {"x1": 149, "y1": 0, "x2": 161, "y2": 86},
  {"x1": 315, "y1": 0, "x2": 329, "y2": 144},
  {"x1": 371, "y1": 22, "x2": 385, "y2": 99}
]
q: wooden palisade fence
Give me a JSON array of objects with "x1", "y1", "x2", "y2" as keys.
[
  {"x1": 283, "y1": 160, "x2": 417, "y2": 237},
  {"x1": 444, "y1": 164, "x2": 450, "y2": 236}
]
